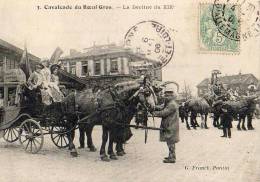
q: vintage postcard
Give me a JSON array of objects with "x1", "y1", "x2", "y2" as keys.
[{"x1": 0, "y1": 0, "x2": 259, "y2": 182}]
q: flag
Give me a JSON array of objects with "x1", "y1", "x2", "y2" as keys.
[
  {"x1": 19, "y1": 44, "x2": 32, "y2": 79},
  {"x1": 50, "y1": 47, "x2": 63, "y2": 65}
]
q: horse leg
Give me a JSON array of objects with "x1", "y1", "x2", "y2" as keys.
[
  {"x1": 86, "y1": 124, "x2": 97, "y2": 152},
  {"x1": 100, "y1": 126, "x2": 110, "y2": 162},
  {"x1": 185, "y1": 115, "x2": 191, "y2": 130},
  {"x1": 204, "y1": 113, "x2": 209, "y2": 129},
  {"x1": 242, "y1": 115, "x2": 247, "y2": 130},
  {"x1": 247, "y1": 114, "x2": 254, "y2": 130},
  {"x1": 180, "y1": 114, "x2": 184, "y2": 123},
  {"x1": 190, "y1": 113, "x2": 196, "y2": 129},
  {"x1": 108, "y1": 131, "x2": 117, "y2": 160},
  {"x1": 237, "y1": 115, "x2": 241, "y2": 130},
  {"x1": 200, "y1": 114, "x2": 204, "y2": 129},
  {"x1": 217, "y1": 115, "x2": 223, "y2": 129},
  {"x1": 116, "y1": 142, "x2": 125, "y2": 156},
  {"x1": 68, "y1": 129, "x2": 78, "y2": 157},
  {"x1": 195, "y1": 114, "x2": 200, "y2": 127},
  {"x1": 66, "y1": 119, "x2": 78, "y2": 157},
  {"x1": 213, "y1": 114, "x2": 217, "y2": 127},
  {"x1": 78, "y1": 125, "x2": 85, "y2": 149}
]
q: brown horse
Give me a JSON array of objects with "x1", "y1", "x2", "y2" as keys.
[
  {"x1": 64, "y1": 80, "x2": 157, "y2": 161},
  {"x1": 184, "y1": 94, "x2": 213, "y2": 130}
]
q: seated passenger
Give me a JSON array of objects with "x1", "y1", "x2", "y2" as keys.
[
  {"x1": 27, "y1": 64, "x2": 44, "y2": 90},
  {"x1": 27, "y1": 64, "x2": 52, "y2": 105},
  {"x1": 40, "y1": 60, "x2": 53, "y2": 99},
  {"x1": 40, "y1": 60, "x2": 51, "y2": 87},
  {"x1": 50, "y1": 64, "x2": 64, "y2": 102}
]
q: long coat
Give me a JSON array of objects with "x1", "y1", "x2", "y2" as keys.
[
  {"x1": 153, "y1": 99, "x2": 180, "y2": 144},
  {"x1": 220, "y1": 112, "x2": 233, "y2": 128}
]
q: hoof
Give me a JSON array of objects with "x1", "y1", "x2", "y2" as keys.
[
  {"x1": 117, "y1": 151, "x2": 124, "y2": 156},
  {"x1": 78, "y1": 146, "x2": 84, "y2": 149},
  {"x1": 110, "y1": 155, "x2": 118, "y2": 160},
  {"x1": 70, "y1": 149, "x2": 78, "y2": 157},
  {"x1": 205, "y1": 126, "x2": 209, "y2": 129},
  {"x1": 187, "y1": 126, "x2": 191, "y2": 130},
  {"x1": 248, "y1": 126, "x2": 255, "y2": 130},
  {"x1": 89, "y1": 146, "x2": 97, "y2": 152},
  {"x1": 242, "y1": 127, "x2": 247, "y2": 130},
  {"x1": 163, "y1": 159, "x2": 175, "y2": 163},
  {"x1": 101, "y1": 155, "x2": 110, "y2": 162}
]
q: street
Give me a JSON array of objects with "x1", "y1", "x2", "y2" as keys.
[{"x1": 0, "y1": 117, "x2": 260, "y2": 182}]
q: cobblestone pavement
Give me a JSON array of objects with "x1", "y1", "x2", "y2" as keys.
[{"x1": 0, "y1": 118, "x2": 260, "y2": 182}]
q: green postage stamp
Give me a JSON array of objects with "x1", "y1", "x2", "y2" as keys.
[{"x1": 199, "y1": 3, "x2": 240, "y2": 54}]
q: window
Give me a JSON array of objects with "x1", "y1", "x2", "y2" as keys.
[
  {"x1": 94, "y1": 60, "x2": 101, "y2": 75},
  {"x1": 110, "y1": 59, "x2": 118, "y2": 73},
  {"x1": 61, "y1": 61, "x2": 68, "y2": 72},
  {"x1": 69, "y1": 62, "x2": 76, "y2": 75},
  {"x1": 81, "y1": 61, "x2": 89, "y2": 76},
  {"x1": 0, "y1": 57, "x2": 3, "y2": 76}
]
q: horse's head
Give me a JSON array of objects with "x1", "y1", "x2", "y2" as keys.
[
  {"x1": 136, "y1": 85, "x2": 157, "y2": 111},
  {"x1": 114, "y1": 80, "x2": 157, "y2": 112}
]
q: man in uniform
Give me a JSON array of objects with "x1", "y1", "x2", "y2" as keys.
[{"x1": 153, "y1": 87, "x2": 179, "y2": 163}]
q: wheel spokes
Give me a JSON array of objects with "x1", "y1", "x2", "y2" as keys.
[
  {"x1": 25, "y1": 140, "x2": 31, "y2": 150},
  {"x1": 19, "y1": 119, "x2": 43, "y2": 154}
]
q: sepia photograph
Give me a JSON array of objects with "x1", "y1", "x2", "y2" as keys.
[{"x1": 0, "y1": 0, "x2": 259, "y2": 182}]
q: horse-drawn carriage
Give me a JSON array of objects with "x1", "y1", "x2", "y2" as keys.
[{"x1": 0, "y1": 75, "x2": 76, "y2": 154}]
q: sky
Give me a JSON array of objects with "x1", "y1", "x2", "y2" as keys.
[{"x1": 0, "y1": 0, "x2": 259, "y2": 94}]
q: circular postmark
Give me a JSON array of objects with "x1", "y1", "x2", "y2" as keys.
[
  {"x1": 212, "y1": 0, "x2": 241, "y2": 41},
  {"x1": 212, "y1": 0, "x2": 260, "y2": 41},
  {"x1": 240, "y1": 0, "x2": 260, "y2": 40},
  {"x1": 124, "y1": 20, "x2": 174, "y2": 69}
]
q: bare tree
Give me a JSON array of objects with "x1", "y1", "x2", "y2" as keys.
[{"x1": 180, "y1": 81, "x2": 192, "y2": 101}]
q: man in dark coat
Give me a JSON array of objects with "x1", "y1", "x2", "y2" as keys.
[
  {"x1": 220, "y1": 104, "x2": 233, "y2": 138},
  {"x1": 153, "y1": 88, "x2": 179, "y2": 163}
]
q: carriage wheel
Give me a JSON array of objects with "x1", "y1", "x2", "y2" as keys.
[
  {"x1": 50, "y1": 126, "x2": 69, "y2": 149},
  {"x1": 3, "y1": 127, "x2": 20, "y2": 143},
  {"x1": 19, "y1": 119, "x2": 44, "y2": 154}
]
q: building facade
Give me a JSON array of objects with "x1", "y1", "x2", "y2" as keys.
[
  {"x1": 59, "y1": 44, "x2": 162, "y2": 88},
  {"x1": 0, "y1": 39, "x2": 40, "y2": 106},
  {"x1": 197, "y1": 73, "x2": 259, "y2": 97}
]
